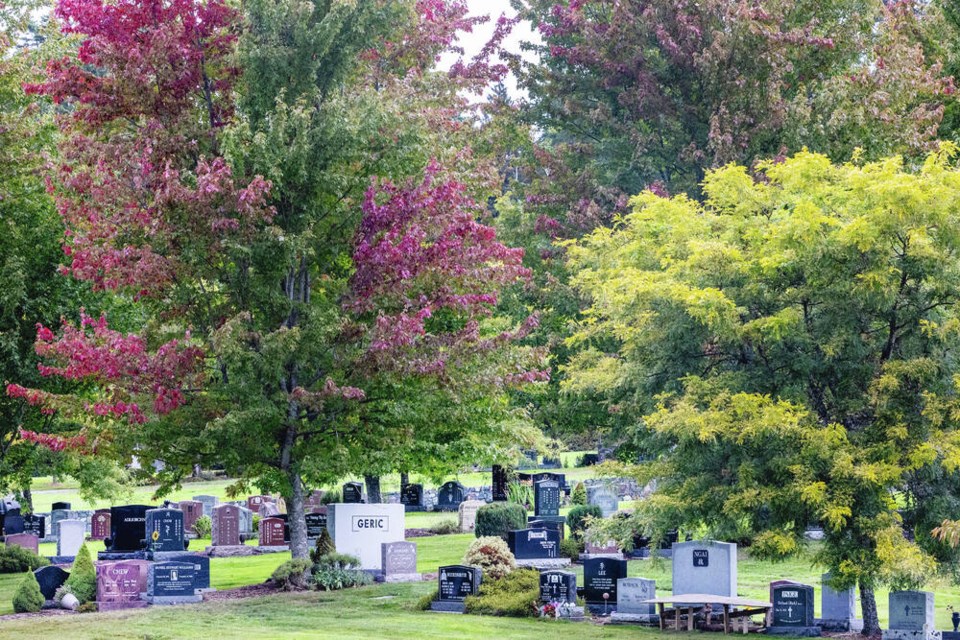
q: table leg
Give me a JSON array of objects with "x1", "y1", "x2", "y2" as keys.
[
  {"x1": 723, "y1": 604, "x2": 729, "y2": 635},
  {"x1": 687, "y1": 607, "x2": 694, "y2": 632},
  {"x1": 675, "y1": 606, "x2": 681, "y2": 631},
  {"x1": 658, "y1": 603, "x2": 665, "y2": 631}
]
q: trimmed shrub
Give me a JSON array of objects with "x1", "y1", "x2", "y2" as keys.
[
  {"x1": 429, "y1": 519, "x2": 459, "y2": 535},
  {"x1": 193, "y1": 514, "x2": 212, "y2": 538},
  {"x1": 64, "y1": 543, "x2": 96, "y2": 604},
  {"x1": 474, "y1": 502, "x2": 526, "y2": 540},
  {"x1": 417, "y1": 588, "x2": 439, "y2": 610},
  {"x1": 310, "y1": 529, "x2": 336, "y2": 563},
  {"x1": 77, "y1": 602, "x2": 97, "y2": 613},
  {"x1": 271, "y1": 558, "x2": 313, "y2": 591},
  {"x1": 560, "y1": 537, "x2": 583, "y2": 560},
  {"x1": 571, "y1": 482, "x2": 587, "y2": 506},
  {"x1": 311, "y1": 552, "x2": 371, "y2": 591},
  {"x1": 0, "y1": 544, "x2": 49, "y2": 573},
  {"x1": 463, "y1": 536, "x2": 515, "y2": 580},
  {"x1": 464, "y1": 568, "x2": 539, "y2": 617},
  {"x1": 567, "y1": 504, "x2": 602, "y2": 541},
  {"x1": 319, "y1": 489, "x2": 342, "y2": 505},
  {"x1": 252, "y1": 514, "x2": 260, "y2": 533},
  {"x1": 12, "y1": 570, "x2": 44, "y2": 613}
]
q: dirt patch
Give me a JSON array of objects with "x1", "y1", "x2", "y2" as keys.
[
  {"x1": 404, "y1": 529, "x2": 437, "y2": 538},
  {"x1": 0, "y1": 608, "x2": 76, "y2": 621},
  {"x1": 203, "y1": 582, "x2": 281, "y2": 601}
]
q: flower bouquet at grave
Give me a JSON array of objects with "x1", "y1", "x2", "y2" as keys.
[{"x1": 539, "y1": 601, "x2": 558, "y2": 618}]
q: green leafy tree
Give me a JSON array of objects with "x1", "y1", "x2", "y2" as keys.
[{"x1": 566, "y1": 148, "x2": 960, "y2": 634}]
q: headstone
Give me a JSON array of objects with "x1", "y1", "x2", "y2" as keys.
[
  {"x1": 583, "y1": 535, "x2": 621, "y2": 558},
  {"x1": 49, "y1": 509, "x2": 70, "y2": 536},
  {"x1": 305, "y1": 511, "x2": 327, "y2": 539},
  {"x1": 436, "y1": 481, "x2": 466, "y2": 511},
  {"x1": 23, "y1": 514, "x2": 45, "y2": 539},
  {"x1": 508, "y1": 528, "x2": 560, "y2": 560},
  {"x1": 327, "y1": 503, "x2": 405, "y2": 571},
  {"x1": 238, "y1": 506, "x2": 254, "y2": 533},
  {"x1": 342, "y1": 482, "x2": 363, "y2": 504},
  {"x1": 672, "y1": 540, "x2": 737, "y2": 600},
  {"x1": 246, "y1": 495, "x2": 271, "y2": 514},
  {"x1": 304, "y1": 490, "x2": 325, "y2": 512},
  {"x1": 108, "y1": 505, "x2": 152, "y2": 552},
  {"x1": 4, "y1": 532, "x2": 39, "y2": 554},
  {"x1": 260, "y1": 500, "x2": 281, "y2": 518},
  {"x1": 540, "y1": 570, "x2": 576, "y2": 603},
  {"x1": 820, "y1": 573, "x2": 863, "y2": 632},
  {"x1": 3, "y1": 510, "x2": 24, "y2": 535},
  {"x1": 145, "y1": 507, "x2": 186, "y2": 553},
  {"x1": 529, "y1": 518, "x2": 566, "y2": 542},
  {"x1": 91, "y1": 509, "x2": 111, "y2": 540},
  {"x1": 34, "y1": 565, "x2": 70, "y2": 600},
  {"x1": 165, "y1": 553, "x2": 211, "y2": 593},
  {"x1": 581, "y1": 453, "x2": 600, "y2": 466},
  {"x1": 611, "y1": 577, "x2": 658, "y2": 622},
  {"x1": 492, "y1": 465, "x2": 509, "y2": 502},
  {"x1": 583, "y1": 557, "x2": 629, "y2": 611},
  {"x1": 178, "y1": 501, "x2": 204, "y2": 534},
  {"x1": 534, "y1": 480, "x2": 560, "y2": 517},
  {"x1": 96, "y1": 561, "x2": 148, "y2": 611},
  {"x1": 57, "y1": 519, "x2": 85, "y2": 557},
  {"x1": 541, "y1": 455, "x2": 562, "y2": 468},
  {"x1": 380, "y1": 541, "x2": 421, "y2": 582},
  {"x1": 458, "y1": 500, "x2": 485, "y2": 532},
  {"x1": 273, "y1": 513, "x2": 290, "y2": 542},
  {"x1": 258, "y1": 516, "x2": 286, "y2": 547},
  {"x1": 885, "y1": 591, "x2": 938, "y2": 640},
  {"x1": 211, "y1": 504, "x2": 241, "y2": 546},
  {"x1": 432, "y1": 565, "x2": 481, "y2": 613},
  {"x1": 587, "y1": 485, "x2": 619, "y2": 518},
  {"x1": 768, "y1": 581, "x2": 819, "y2": 637},
  {"x1": 51, "y1": 501, "x2": 71, "y2": 511},
  {"x1": 146, "y1": 560, "x2": 203, "y2": 604},
  {"x1": 400, "y1": 484, "x2": 425, "y2": 511},
  {"x1": 192, "y1": 495, "x2": 218, "y2": 517}
]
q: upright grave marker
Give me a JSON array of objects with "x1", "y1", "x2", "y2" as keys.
[
  {"x1": 91, "y1": 509, "x2": 111, "y2": 540},
  {"x1": 146, "y1": 560, "x2": 203, "y2": 604},
  {"x1": 96, "y1": 561, "x2": 148, "y2": 611},
  {"x1": 610, "y1": 577, "x2": 659, "y2": 624},
  {"x1": 4, "y1": 533, "x2": 38, "y2": 554},
  {"x1": 508, "y1": 528, "x2": 564, "y2": 566},
  {"x1": 259, "y1": 517, "x2": 286, "y2": 547},
  {"x1": 587, "y1": 484, "x2": 619, "y2": 518},
  {"x1": 211, "y1": 504, "x2": 241, "y2": 547},
  {"x1": 178, "y1": 501, "x2": 203, "y2": 534},
  {"x1": 768, "y1": 581, "x2": 819, "y2": 637},
  {"x1": 57, "y1": 519, "x2": 85, "y2": 557},
  {"x1": 165, "y1": 553, "x2": 212, "y2": 593},
  {"x1": 540, "y1": 570, "x2": 576, "y2": 603},
  {"x1": 380, "y1": 541, "x2": 421, "y2": 583},
  {"x1": 458, "y1": 500, "x2": 485, "y2": 532},
  {"x1": 885, "y1": 591, "x2": 937, "y2": 640},
  {"x1": 431, "y1": 565, "x2": 481, "y2": 613},
  {"x1": 327, "y1": 503, "x2": 405, "y2": 571},
  {"x1": 342, "y1": 482, "x2": 363, "y2": 504},
  {"x1": 145, "y1": 507, "x2": 186, "y2": 555},
  {"x1": 400, "y1": 484, "x2": 424, "y2": 511},
  {"x1": 672, "y1": 540, "x2": 737, "y2": 599},
  {"x1": 820, "y1": 573, "x2": 863, "y2": 632},
  {"x1": 583, "y1": 557, "x2": 629, "y2": 614},
  {"x1": 23, "y1": 514, "x2": 45, "y2": 539},
  {"x1": 534, "y1": 480, "x2": 560, "y2": 518},
  {"x1": 105, "y1": 505, "x2": 153, "y2": 555},
  {"x1": 3, "y1": 509, "x2": 24, "y2": 535},
  {"x1": 492, "y1": 465, "x2": 509, "y2": 502},
  {"x1": 192, "y1": 495, "x2": 218, "y2": 517},
  {"x1": 436, "y1": 481, "x2": 465, "y2": 511},
  {"x1": 305, "y1": 510, "x2": 327, "y2": 539}
]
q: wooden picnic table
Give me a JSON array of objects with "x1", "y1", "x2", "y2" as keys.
[{"x1": 641, "y1": 594, "x2": 772, "y2": 634}]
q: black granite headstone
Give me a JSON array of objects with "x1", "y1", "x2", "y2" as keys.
[
  {"x1": 34, "y1": 565, "x2": 70, "y2": 600},
  {"x1": 492, "y1": 465, "x2": 509, "y2": 502},
  {"x1": 583, "y1": 557, "x2": 628, "y2": 605},
  {"x1": 436, "y1": 481, "x2": 466, "y2": 511},
  {"x1": 3, "y1": 510, "x2": 25, "y2": 535},
  {"x1": 109, "y1": 505, "x2": 153, "y2": 551},
  {"x1": 51, "y1": 501, "x2": 70, "y2": 511},
  {"x1": 342, "y1": 482, "x2": 363, "y2": 504},
  {"x1": 145, "y1": 507, "x2": 186, "y2": 552},
  {"x1": 534, "y1": 480, "x2": 560, "y2": 517},
  {"x1": 540, "y1": 570, "x2": 576, "y2": 603},
  {"x1": 23, "y1": 514, "x2": 45, "y2": 539},
  {"x1": 508, "y1": 528, "x2": 561, "y2": 560},
  {"x1": 400, "y1": 484, "x2": 424, "y2": 511},
  {"x1": 438, "y1": 565, "x2": 481, "y2": 601},
  {"x1": 305, "y1": 512, "x2": 326, "y2": 539},
  {"x1": 529, "y1": 518, "x2": 565, "y2": 541},
  {"x1": 149, "y1": 561, "x2": 198, "y2": 597},
  {"x1": 768, "y1": 581, "x2": 819, "y2": 635},
  {"x1": 166, "y1": 553, "x2": 211, "y2": 592}
]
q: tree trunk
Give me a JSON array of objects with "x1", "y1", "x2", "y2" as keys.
[
  {"x1": 365, "y1": 475, "x2": 382, "y2": 504},
  {"x1": 20, "y1": 485, "x2": 32, "y2": 514},
  {"x1": 400, "y1": 472, "x2": 409, "y2": 488},
  {"x1": 285, "y1": 467, "x2": 309, "y2": 559},
  {"x1": 860, "y1": 582, "x2": 881, "y2": 637}
]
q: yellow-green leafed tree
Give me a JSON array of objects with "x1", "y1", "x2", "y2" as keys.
[{"x1": 566, "y1": 147, "x2": 960, "y2": 635}]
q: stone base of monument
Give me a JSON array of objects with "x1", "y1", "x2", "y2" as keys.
[
  {"x1": 430, "y1": 601, "x2": 466, "y2": 613},
  {"x1": 147, "y1": 550, "x2": 193, "y2": 561},
  {"x1": 206, "y1": 545, "x2": 255, "y2": 557},
  {"x1": 98, "y1": 551, "x2": 147, "y2": 561},
  {"x1": 97, "y1": 600, "x2": 149, "y2": 612},
  {"x1": 515, "y1": 558, "x2": 571, "y2": 569},
  {"x1": 767, "y1": 626, "x2": 821, "y2": 637},
  {"x1": 46, "y1": 555, "x2": 76, "y2": 565},
  {"x1": 609, "y1": 612, "x2": 660, "y2": 625},
  {"x1": 145, "y1": 594, "x2": 204, "y2": 606},
  {"x1": 942, "y1": 633, "x2": 960, "y2": 640},
  {"x1": 555, "y1": 605, "x2": 587, "y2": 621},
  {"x1": 579, "y1": 553, "x2": 625, "y2": 561},
  {"x1": 882, "y1": 631, "x2": 943, "y2": 640},
  {"x1": 377, "y1": 573, "x2": 423, "y2": 583},
  {"x1": 587, "y1": 604, "x2": 617, "y2": 616},
  {"x1": 817, "y1": 618, "x2": 864, "y2": 632},
  {"x1": 255, "y1": 545, "x2": 290, "y2": 554}
]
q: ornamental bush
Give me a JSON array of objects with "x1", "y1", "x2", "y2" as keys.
[
  {"x1": 64, "y1": 543, "x2": 96, "y2": 604},
  {"x1": 311, "y1": 552, "x2": 371, "y2": 591},
  {"x1": 567, "y1": 504, "x2": 602, "y2": 541},
  {"x1": 474, "y1": 502, "x2": 526, "y2": 540},
  {"x1": 0, "y1": 544, "x2": 49, "y2": 573},
  {"x1": 571, "y1": 482, "x2": 587, "y2": 506},
  {"x1": 12, "y1": 570, "x2": 44, "y2": 613},
  {"x1": 463, "y1": 536, "x2": 515, "y2": 580},
  {"x1": 309, "y1": 529, "x2": 336, "y2": 563},
  {"x1": 463, "y1": 567, "x2": 539, "y2": 617},
  {"x1": 193, "y1": 515, "x2": 212, "y2": 538},
  {"x1": 271, "y1": 558, "x2": 313, "y2": 591}
]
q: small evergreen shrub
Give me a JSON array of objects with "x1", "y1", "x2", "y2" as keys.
[
  {"x1": 12, "y1": 570, "x2": 44, "y2": 613},
  {"x1": 429, "y1": 519, "x2": 459, "y2": 535},
  {"x1": 311, "y1": 552, "x2": 370, "y2": 591},
  {"x1": 252, "y1": 514, "x2": 261, "y2": 533},
  {"x1": 271, "y1": 558, "x2": 313, "y2": 591},
  {"x1": 319, "y1": 490, "x2": 341, "y2": 505},
  {"x1": 417, "y1": 588, "x2": 439, "y2": 610},
  {"x1": 309, "y1": 529, "x2": 336, "y2": 563},
  {"x1": 560, "y1": 537, "x2": 583, "y2": 560},
  {"x1": 193, "y1": 515, "x2": 212, "y2": 538},
  {"x1": 0, "y1": 544, "x2": 49, "y2": 573},
  {"x1": 474, "y1": 502, "x2": 526, "y2": 540},
  {"x1": 571, "y1": 482, "x2": 587, "y2": 506},
  {"x1": 567, "y1": 504, "x2": 602, "y2": 541},
  {"x1": 463, "y1": 568, "x2": 540, "y2": 617},
  {"x1": 463, "y1": 536, "x2": 516, "y2": 580},
  {"x1": 64, "y1": 543, "x2": 96, "y2": 604},
  {"x1": 77, "y1": 602, "x2": 98, "y2": 613}
]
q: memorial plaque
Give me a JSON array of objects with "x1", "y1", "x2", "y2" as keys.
[
  {"x1": 438, "y1": 565, "x2": 480, "y2": 601},
  {"x1": 259, "y1": 516, "x2": 285, "y2": 546},
  {"x1": 145, "y1": 507, "x2": 185, "y2": 552},
  {"x1": 693, "y1": 549, "x2": 709, "y2": 567},
  {"x1": 23, "y1": 514, "x2": 45, "y2": 539},
  {"x1": 534, "y1": 480, "x2": 560, "y2": 518},
  {"x1": 508, "y1": 528, "x2": 560, "y2": 560},
  {"x1": 540, "y1": 570, "x2": 576, "y2": 603},
  {"x1": 342, "y1": 482, "x2": 363, "y2": 504},
  {"x1": 400, "y1": 484, "x2": 424, "y2": 511},
  {"x1": 96, "y1": 561, "x2": 147, "y2": 610},
  {"x1": 212, "y1": 504, "x2": 240, "y2": 546},
  {"x1": 583, "y1": 557, "x2": 628, "y2": 605},
  {"x1": 305, "y1": 510, "x2": 327, "y2": 539},
  {"x1": 436, "y1": 481, "x2": 465, "y2": 511},
  {"x1": 109, "y1": 505, "x2": 152, "y2": 551},
  {"x1": 492, "y1": 465, "x2": 509, "y2": 502},
  {"x1": 148, "y1": 561, "x2": 197, "y2": 597},
  {"x1": 165, "y1": 553, "x2": 211, "y2": 592},
  {"x1": 91, "y1": 509, "x2": 111, "y2": 540}
]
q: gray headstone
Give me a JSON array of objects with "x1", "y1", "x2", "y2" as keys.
[
  {"x1": 587, "y1": 485, "x2": 619, "y2": 518},
  {"x1": 381, "y1": 541, "x2": 420, "y2": 582},
  {"x1": 145, "y1": 507, "x2": 186, "y2": 552},
  {"x1": 457, "y1": 500, "x2": 484, "y2": 532},
  {"x1": 192, "y1": 495, "x2": 218, "y2": 517},
  {"x1": 238, "y1": 506, "x2": 254, "y2": 533},
  {"x1": 671, "y1": 540, "x2": 737, "y2": 599},
  {"x1": 821, "y1": 573, "x2": 862, "y2": 632},
  {"x1": 617, "y1": 577, "x2": 657, "y2": 615},
  {"x1": 57, "y1": 519, "x2": 85, "y2": 557},
  {"x1": 888, "y1": 591, "x2": 935, "y2": 632}
]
